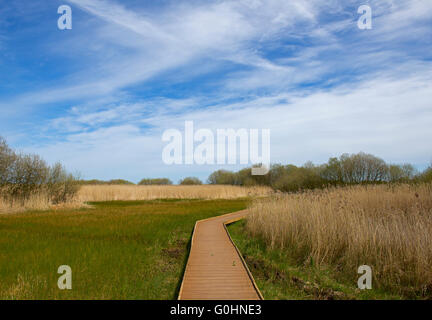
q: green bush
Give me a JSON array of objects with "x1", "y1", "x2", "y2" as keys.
[
  {"x1": 419, "y1": 166, "x2": 432, "y2": 183},
  {"x1": 207, "y1": 170, "x2": 238, "y2": 185},
  {"x1": 107, "y1": 179, "x2": 135, "y2": 185},
  {"x1": 77, "y1": 179, "x2": 135, "y2": 185},
  {"x1": 179, "y1": 177, "x2": 202, "y2": 185},
  {"x1": 138, "y1": 178, "x2": 172, "y2": 185},
  {"x1": 388, "y1": 164, "x2": 417, "y2": 183},
  {"x1": 272, "y1": 166, "x2": 325, "y2": 192}
]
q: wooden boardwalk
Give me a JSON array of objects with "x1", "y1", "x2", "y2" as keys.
[{"x1": 178, "y1": 210, "x2": 263, "y2": 300}]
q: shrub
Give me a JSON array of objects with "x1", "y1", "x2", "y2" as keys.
[
  {"x1": 272, "y1": 166, "x2": 325, "y2": 192},
  {"x1": 0, "y1": 137, "x2": 79, "y2": 206},
  {"x1": 419, "y1": 166, "x2": 432, "y2": 183},
  {"x1": 47, "y1": 162, "x2": 80, "y2": 204},
  {"x1": 388, "y1": 164, "x2": 417, "y2": 182},
  {"x1": 207, "y1": 170, "x2": 238, "y2": 185},
  {"x1": 138, "y1": 178, "x2": 172, "y2": 185},
  {"x1": 179, "y1": 177, "x2": 202, "y2": 185},
  {"x1": 107, "y1": 179, "x2": 135, "y2": 185},
  {"x1": 236, "y1": 167, "x2": 270, "y2": 186},
  {"x1": 77, "y1": 179, "x2": 107, "y2": 185}
]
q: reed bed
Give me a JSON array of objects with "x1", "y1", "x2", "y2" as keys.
[
  {"x1": 77, "y1": 185, "x2": 273, "y2": 202},
  {"x1": 0, "y1": 192, "x2": 51, "y2": 213},
  {"x1": 246, "y1": 184, "x2": 432, "y2": 296},
  {"x1": 0, "y1": 190, "x2": 86, "y2": 214}
]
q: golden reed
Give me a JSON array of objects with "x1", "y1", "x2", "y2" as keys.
[
  {"x1": 1, "y1": 185, "x2": 272, "y2": 213},
  {"x1": 77, "y1": 184, "x2": 273, "y2": 202},
  {"x1": 246, "y1": 183, "x2": 432, "y2": 296}
]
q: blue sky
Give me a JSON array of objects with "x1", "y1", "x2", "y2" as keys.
[{"x1": 0, "y1": 0, "x2": 431, "y2": 183}]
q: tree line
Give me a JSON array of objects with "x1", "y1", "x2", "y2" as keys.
[
  {"x1": 2, "y1": 134, "x2": 431, "y2": 203},
  {"x1": 207, "y1": 152, "x2": 432, "y2": 192},
  {"x1": 78, "y1": 177, "x2": 203, "y2": 185},
  {"x1": 137, "y1": 177, "x2": 203, "y2": 185}
]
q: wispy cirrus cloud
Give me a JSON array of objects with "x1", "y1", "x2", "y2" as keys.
[
  {"x1": 1, "y1": 0, "x2": 431, "y2": 181},
  {"x1": 28, "y1": 65, "x2": 432, "y2": 182}
]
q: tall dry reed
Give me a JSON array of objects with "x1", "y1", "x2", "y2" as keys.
[
  {"x1": 0, "y1": 191, "x2": 51, "y2": 213},
  {"x1": 77, "y1": 185, "x2": 273, "y2": 202},
  {"x1": 247, "y1": 184, "x2": 432, "y2": 296},
  {"x1": 0, "y1": 188, "x2": 84, "y2": 214}
]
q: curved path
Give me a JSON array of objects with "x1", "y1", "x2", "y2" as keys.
[{"x1": 178, "y1": 210, "x2": 263, "y2": 300}]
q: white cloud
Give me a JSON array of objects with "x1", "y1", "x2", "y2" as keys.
[
  {"x1": 26, "y1": 67, "x2": 432, "y2": 181},
  {"x1": 1, "y1": 0, "x2": 338, "y2": 111},
  {"x1": 3, "y1": 0, "x2": 432, "y2": 180}
]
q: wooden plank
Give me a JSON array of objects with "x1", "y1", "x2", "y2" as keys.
[{"x1": 178, "y1": 210, "x2": 263, "y2": 300}]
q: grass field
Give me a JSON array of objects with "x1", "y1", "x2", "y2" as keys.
[
  {"x1": 228, "y1": 183, "x2": 432, "y2": 300},
  {"x1": 0, "y1": 198, "x2": 249, "y2": 299},
  {"x1": 2, "y1": 183, "x2": 430, "y2": 300}
]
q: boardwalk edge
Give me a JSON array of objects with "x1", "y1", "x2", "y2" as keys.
[
  {"x1": 177, "y1": 220, "x2": 198, "y2": 300},
  {"x1": 178, "y1": 210, "x2": 264, "y2": 300},
  {"x1": 223, "y1": 219, "x2": 264, "y2": 300}
]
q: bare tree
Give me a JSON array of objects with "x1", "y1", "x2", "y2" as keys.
[
  {"x1": 0, "y1": 137, "x2": 17, "y2": 187},
  {"x1": 339, "y1": 152, "x2": 388, "y2": 183},
  {"x1": 0, "y1": 136, "x2": 79, "y2": 204}
]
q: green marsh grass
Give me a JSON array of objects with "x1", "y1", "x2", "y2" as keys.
[{"x1": 0, "y1": 198, "x2": 248, "y2": 299}]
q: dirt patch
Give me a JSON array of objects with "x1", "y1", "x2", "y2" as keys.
[
  {"x1": 244, "y1": 255, "x2": 287, "y2": 283},
  {"x1": 244, "y1": 255, "x2": 351, "y2": 300},
  {"x1": 162, "y1": 239, "x2": 187, "y2": 259},
  {"x1": 294, "y1": 277, "x2": 350, "y2": 300}
]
